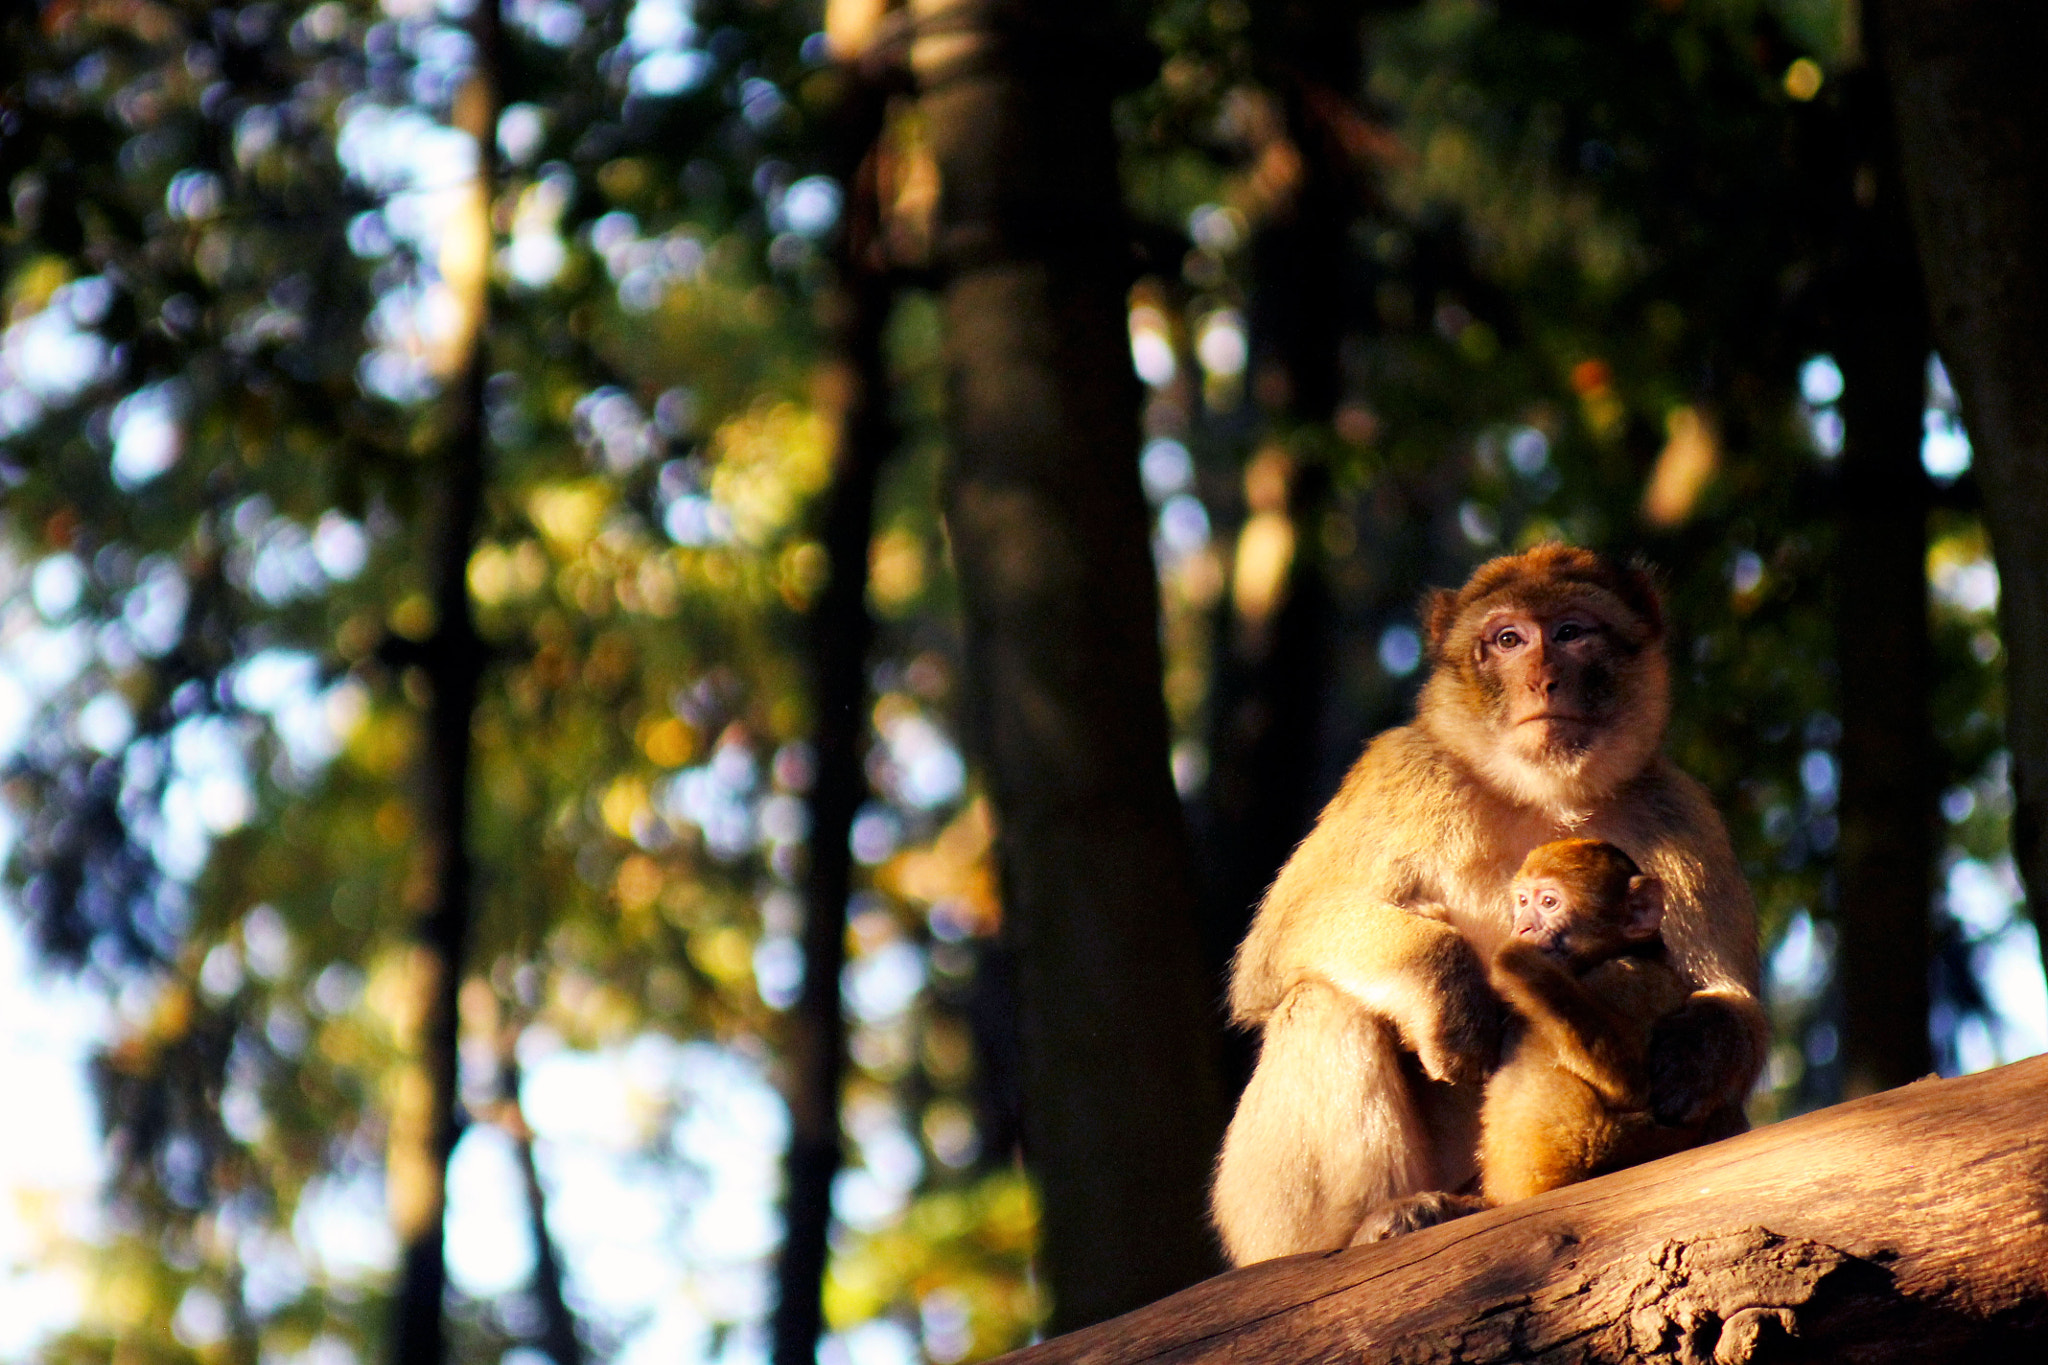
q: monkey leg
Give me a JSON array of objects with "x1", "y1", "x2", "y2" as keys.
[{"x1": 1212, "y1": 982, "x2": 1435, "y2": 1265}]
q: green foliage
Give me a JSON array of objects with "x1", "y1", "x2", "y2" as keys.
[{"x1": 0, "y1": 1, "x2": 2029, "y2": 1362}]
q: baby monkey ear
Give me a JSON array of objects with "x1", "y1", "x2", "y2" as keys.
[{"x1": 1622, "y1": 875, "x2": 1665, "y2": 940}]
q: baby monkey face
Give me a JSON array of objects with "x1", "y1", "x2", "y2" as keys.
[
  {"x1": 1510, "y1": 875, "x2": 1597, "y2": 960},
  {"x1": 1508, "y1": 840, "x2": 1664, "y2": 972}
]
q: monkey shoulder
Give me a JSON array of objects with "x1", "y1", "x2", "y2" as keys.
[
  {"x1": 1602, "y1": 760, "x2": 1759, "y2": 991},
  {"x1": 1227, "y1": 725, "x2": 1483, "y2": 1020},
  {"x1": 1283, "y1": 725, "x2": 1483, "y2": 893},
  {"x1": 1608, "y1": 760, "x2": 1737, "y2": 860}
]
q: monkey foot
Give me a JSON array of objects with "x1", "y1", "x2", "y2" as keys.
[{"x1": 1350, "y1": 1191, "x2": 1489, "y2": 1244}]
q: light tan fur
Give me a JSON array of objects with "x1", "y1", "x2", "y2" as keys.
[{"x1": 1211, "y1": 545, "x2": 1765, "y2": 1266}]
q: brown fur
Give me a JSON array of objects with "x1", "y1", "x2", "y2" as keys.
[
  {"x1": 1212, "y1": 545, "x2": 1764, "y2": 1267},
  {"x1": 1480, "y1": 839, "x2": 1698, "y2": 1206}
]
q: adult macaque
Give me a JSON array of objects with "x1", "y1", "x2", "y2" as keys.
[{"x1": 1211, "y1": 545, "x2": 1764, "y2": 1266}]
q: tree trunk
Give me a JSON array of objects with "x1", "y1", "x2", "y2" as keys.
[
  {"x1": 912, "y1": 0, "x2": 1229, "y2": 1330},
  {"x1": 984, "y1": 1055, "x2": 2048, "y2": 1365},
  {"x1": 1197, "y1": 3, "x2": 1361, "y2": 1077},
  {"x1": 1875, "y1": 0, "x2": 2048, "y2": 941},
  {"x1": 388, "y1": 8, "x2": 499, "y2": 1365},
  {"x1": 506, "y1": 1061, "x2": 584, "y2": 1365},
  {"x1": 770, "y1": 32, "x2": 899, "y2": 1365},
  {"x1": 1831, "y1": 51, "x2": 1936, "y2": 1096}
]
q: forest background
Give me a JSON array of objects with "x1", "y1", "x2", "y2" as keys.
[{"x1": 1, "y1": 2, "x2": 2044, "y2": 1365}]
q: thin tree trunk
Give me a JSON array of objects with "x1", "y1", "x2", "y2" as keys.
[
  {"x1": 499, "y1": 1054, "x2": 584, "y2": 1365},
  {"x1": 911, "y1": 0, "x2": 1228, "y2": 1331},
  {"x1": 1875, "y1": 0, "x2": 2048, "y2": 942},
  {"x1": 769, "y1": 34, "x2": 898, "y2": 1365},
  {"x1": 983, "y1": 1056, "x2": 2048, "y2": 1365},
  {"x1": 1832, "y1": 52, "x2": 1936, "y2": 1096},
  {"x1": 388, "y1": 8, "x2": 499, "y2": 1364}
]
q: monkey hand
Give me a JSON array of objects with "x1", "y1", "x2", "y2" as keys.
[
  {"x1": 1379, "y1": 923, "x2": 1502, "y2": 1086},
  {"x1": 1647, "y1": 994, "x2": 1763, "y2": 1127},
  {"x1": 1488, "y1": 939, "x2": 1564, "y2": 990}
]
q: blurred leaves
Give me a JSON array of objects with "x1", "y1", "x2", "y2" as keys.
[{"x1": 0, "y1": 1, "x2": 2035, "y2": 1363}]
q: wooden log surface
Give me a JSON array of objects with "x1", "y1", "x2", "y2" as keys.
[{"x1": 999, "y1": 1055, "x2": 2048, "y2": 1363}]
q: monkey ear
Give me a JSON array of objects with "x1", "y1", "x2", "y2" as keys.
[
  {"x1": 1622, "y1": 875, "x2": 1665, "y2": 940},
  {"x1": 1422, "y1": 588, "x2": 1460, "y2": 658},
  {"x1": 1620, "y1": 560, "x2": 1666, "y2": 641}
]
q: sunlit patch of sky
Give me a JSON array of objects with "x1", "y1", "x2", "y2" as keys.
[
  {"x1": 1930, "y1": 551, "x2": 1998, "y2": 616},
  {"x1": 501, "y1": 1033, "x2": 785, "y2": 1361},
  {"x1": 109, "y1": 381, "x2": 186, "y2": 490},
  {"x1": 624, "y1": 0, "x2": 711, "y2": 97},
  {"x1": 0, "y1": 895, "x2": 105, "y2": 1361},
  {"x1": 336, "y1": 96, "x2": 481, "y2": 402},
  {"x1": 0, "y1": 278, "x2": 116, "y2": 438},
  {"x1": 1922, "y1": 354, "x2": 1971, "y2": 481},
  {"x1": 1942, "y1": 855, "x2": 2048, "y2": 1071}
]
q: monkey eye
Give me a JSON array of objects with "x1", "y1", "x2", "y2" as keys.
[
  {"x1": 1540, "y1": 892, "x2": 1558, "y2": 909},
  {"x1": 1494, "y1": 628, "x2": 1523, "y2": 650},
  {"x1": 1553, "y1": 621, "x2": 1583, "y2": 642}
]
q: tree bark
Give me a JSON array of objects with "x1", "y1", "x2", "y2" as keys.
[
  {"x1": 984, "y1": 1054, "x2": 2048, "y2": 1365},
  {"x1": 1831, "y1": 48, "x2": 1936, "y2": 1096},
  {"x1": 388, "y1": 8, "x2": 499, "y2": 1365},
  {"x1": 912, "y1": 0, "x2": 1229, "y2": 1330},
  {"x1": 1875, "y1": 0, "x2": 2048, "y2": 941},
  {"x1": 770, "y1": 33, "x2": 899, "y2": 1365}
]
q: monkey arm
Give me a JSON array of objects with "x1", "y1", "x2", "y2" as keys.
[
  {"x1": 1489, "y1": 943, "x2": 1641, "y2": 1108},
  {"x1": 1624, "y1": 765, "x2": 1771, "y2": 1126},
  {"x1": 1647, "y1": 988, "x2": 1770, "y2": 1126},
  {"x1": 1240, "y1": 900, "x2": 1502, "y2": 1086}
]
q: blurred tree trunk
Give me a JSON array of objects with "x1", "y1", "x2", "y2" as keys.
[
  {"x1": 500, "y1": 1054, "x2": 583, "y2": 1365},
  {"x1": 1876, "y1": 0, "x2": 2048, "y2": 945},
  {"x1": 911, "y1": 0, "x2": 1229, "y2": 1330},
  {"x1": 770, "y1": 20, "x2": 902, "y2": 1365},
  {"x1": 1198, "y1": 2, "x2": 1364, "y2": 1078},
  {"x1": 388, "y1": 8, "x2": 500, "y2": 1365},
  {"x1": 1832, "y1": 53, "x2": 1936, "y2": 1096}
]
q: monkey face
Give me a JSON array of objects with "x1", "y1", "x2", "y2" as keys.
[
  {"x1": 1510, "y1": 862, "x2": 1663, "y2": 971},
  {"x1": 1415, "y1": 545, "x2": 1671, "y2": 810},
  {"x1": 1472, "y1": 606, "x2": 1624, "y2": 762},
  {"x1": 1510, "y1": 876, "x2": 1593, "y2": 961}
]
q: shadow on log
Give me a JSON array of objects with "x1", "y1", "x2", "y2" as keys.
[{"x1": 996, "y1": 1055, "x2": 2048, "y2": 1363}]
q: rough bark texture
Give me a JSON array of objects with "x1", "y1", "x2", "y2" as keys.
[
  {"x1": 1831, "y1": 50, "x2": 1935, "y2": 1096},
  {"x1": 913, "y1": 0, "x2": 1229, "y2": 1330},
  {"x1": 986, "y1": 1055, "x2": 2048, "y2": 1365},
  {"x1": 1876, "y1": 0, "x2": 2048, "y2": 936}
]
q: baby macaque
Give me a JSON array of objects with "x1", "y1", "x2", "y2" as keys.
[
  {"x1": 1354, "y1": 838, "x2": 1703, "y2": 1242},
  {"x1": 1479, "y1": 837, "x2": 1698, "y2": 1205}
]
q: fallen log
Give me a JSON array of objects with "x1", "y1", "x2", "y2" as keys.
[{"x1": 999, "y1": 1054, "x2": 2048, "y2": 1363}]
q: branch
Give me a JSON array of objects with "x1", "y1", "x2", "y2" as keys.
[{"x1": 997, "y1": 1056, "x2": 2048, "y2": 1363}]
